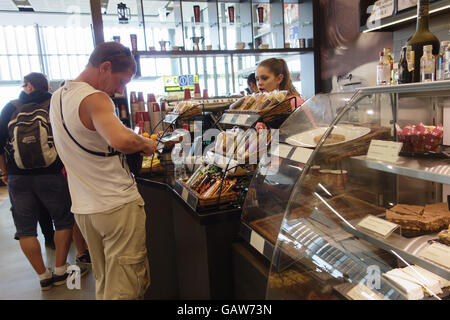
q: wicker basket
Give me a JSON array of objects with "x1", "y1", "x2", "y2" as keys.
[
  {"x1": 314, "y1": 126, "x2": 392, "y2": 165},
  {"x1": 179, "y1": 179, "x2": 237, "y2": 207}
]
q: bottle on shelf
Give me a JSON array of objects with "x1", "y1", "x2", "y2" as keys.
[
  {"x1": 398, "y1": 46, "x2": 413, "y2": 84},
  {"x1": 383, "y1": 48, "x2": 394, "y2": 84},
  {"x1": 377, "y1": 51, "x2": 390, "y2": 86},
  {"x1": 420, "y1": 44, "x2": 435, "y2": 82},
  {"x1": 407, "y1": 0, "x2": 440, "y2": 83},
  {"x1": 446, "y1": 43, "x2": 450, "y2": 80},
  {"x1": 120, "y1": 104, "x2": 128, "y2": 120},
  {"x1": 436, "y1": 41, "x2": 450, "y2": 80}
]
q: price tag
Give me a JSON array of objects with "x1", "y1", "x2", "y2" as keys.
[
  {"x1": 419, "y1": 243, "x2": 450, "y2": 269},
  {"x1": 347, "y1": 283, "x2": 384, "y2": 300},
  {"x1": 250, "y1": 231, "x2": 265, "y2": 254},
  {"x1": 367, "y1": 140, "x2": 403, "y2": 163},
  {"x1": 181, "y1": 187, "x2": 189, "y2": 202},
  {"x1": 291, "y1": 147, "x2": 314, "y2": 164},
  {"x1": 357, "y1": 215, "x2": 399, "y2": 238},
  {"x1": 273, "y1": 143, "x2": 292, "y2": 159},
  {"x1": 237, "y1": 114, "x2": 249, "y2": 125},
  {"x1": 222, "y1": 114, "x2": 233, "y2": 123}
]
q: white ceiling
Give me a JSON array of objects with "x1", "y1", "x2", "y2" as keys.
[{"x1": 0, "y1": 0, "x2": 172, "y2": 15}]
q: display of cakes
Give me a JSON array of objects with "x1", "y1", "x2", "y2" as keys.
[
  {"x1": 396, "y1": 123, "x2": 444, "y2": 153},
  {"x1": 385, "y1": 203, "x2": 450, "y2": 233}
]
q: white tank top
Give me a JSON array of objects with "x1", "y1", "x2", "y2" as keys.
[{"x1": 49, "y1": 81, "x2": 140, "y2": 214}]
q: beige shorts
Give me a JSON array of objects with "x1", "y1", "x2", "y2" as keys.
[{"x1": 75, "y1": 197, "x2": 150, "y2": 300}]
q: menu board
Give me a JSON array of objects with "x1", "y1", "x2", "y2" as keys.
[{"x1": 397, "y1": 0, "x2": 417, "y2": 12}]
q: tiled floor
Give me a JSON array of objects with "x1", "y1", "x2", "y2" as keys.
[{"x1": 0, "y1": 186, "x2": 96, "y2": 300}]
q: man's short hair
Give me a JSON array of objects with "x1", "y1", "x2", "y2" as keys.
[
  {"x1": 247, "y1": 72, "x2": 256, "y2": 86},
  {"x1": 23, "y1": 73, "x2": 49, "y2": 92},
  {"x1": 88, "y1": 41, "x2": 137, "y2": 74}
]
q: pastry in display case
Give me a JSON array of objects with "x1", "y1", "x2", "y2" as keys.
[{"x1": 240, "y1": 82, "x2": 450, "y2": 300}]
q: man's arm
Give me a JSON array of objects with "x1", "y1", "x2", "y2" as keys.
[{"x1": 79, "y1": 92, "x2": 156, "y2": 155}]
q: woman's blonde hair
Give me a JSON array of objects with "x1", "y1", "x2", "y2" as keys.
[{"x1": 258, "y1": 58, "x2": 300, "y2": 96}]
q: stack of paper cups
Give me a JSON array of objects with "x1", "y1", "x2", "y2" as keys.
[
  {"x1": 138, "y1": 92, "x2": 146, "y2": 111},
  {"x1": 149, "y1": 102, "x2": 162, "y2": 134},
  {"x1": 130, "y1": 91, "x2": 139, "y2": 126}
]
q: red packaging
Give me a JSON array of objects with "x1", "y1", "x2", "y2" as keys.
[{"x1": 194, "y1": 5, "x2": 200, "y2": 23}]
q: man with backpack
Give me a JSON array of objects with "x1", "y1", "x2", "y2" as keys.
[{"x1": 0, "y1": 72, "x2": 75, "y2": 291}]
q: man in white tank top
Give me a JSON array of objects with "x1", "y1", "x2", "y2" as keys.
[{"x1": 49, "y1": 42, "x2": 157, "y2": 300}]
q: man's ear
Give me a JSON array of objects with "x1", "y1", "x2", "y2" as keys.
[{"x1": 99, "y1": 61, "x2": 112, "y2": 74}]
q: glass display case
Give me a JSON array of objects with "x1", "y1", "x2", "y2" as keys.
[{"x1": 241, "y1": 81, "x2": 450, "y2": 300}]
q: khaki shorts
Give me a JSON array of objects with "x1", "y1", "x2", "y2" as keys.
[{"x1": 75, "y1": 197, "x2": 150, "y2": 300}]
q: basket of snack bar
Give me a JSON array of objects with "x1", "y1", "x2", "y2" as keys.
[
  {"x1": 181, "y1": 165, "x2": 238, "y2": 207},
  {"x1": 226, "y1": 90, "x2": 292, "y2": 123}
]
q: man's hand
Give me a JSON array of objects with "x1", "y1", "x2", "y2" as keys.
[
  {"x1": 140, "y1": 138, "x2": 157, "y2": 156},
  {"x1": 1, "y1": 175, "x2": 7, "y2": 185}
]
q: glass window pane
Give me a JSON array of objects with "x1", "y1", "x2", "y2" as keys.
[
  {"x1": 0, "y1": 26, "x2": 7, "y2": 54},
  {"x1": 0, "y1": 56, "x2": 11, "y2": 80},
  {"x1": 4, "y1": 26, "x2": 18, "y2": 54},
  {"x1": 9, "y1": 56, "x2": 21, "y2": 80}
]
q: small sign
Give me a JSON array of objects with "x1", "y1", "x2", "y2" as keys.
[
  {"x1": 163, "y1": 74, "x2": 199, "y2": 92},
  {"x1": 367, "y1": 0, "x2": 395, "y2": 23},
  {"x1": 367, "y1": 140, "x2": 403, "y2": 163},
  {"x1": 357, "y1": 215, "x2": 399, "y2": 238},
  {"x1": 181, "y1": 187, "x2": 189, "y2": 202},
  {"x1": 250, "y1": 231, "x2": 265, "y2": 254},
  {"x1": 347, "y1": 283, "x2": 384, "y2": 300},
  {"x1": 237, "y1": 114, "x2": 249, "y2": 125},
  {"x1": 292, "y1": 147, "x2": 313, "y2": 164},
  {"x1": 221, "y1": 113, "x2": 234, "y2": 123},
  {"x1": 419, "y1": 243, "x2": 450, "y2": 269}
]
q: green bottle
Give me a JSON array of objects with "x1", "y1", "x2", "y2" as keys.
[{"x1": 407, "y1": 0, "x2": 440, "y2": 83}]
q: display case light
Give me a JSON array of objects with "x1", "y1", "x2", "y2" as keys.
[{"x1": 117, "y1": 2, "x2": 131, "y2": 24}]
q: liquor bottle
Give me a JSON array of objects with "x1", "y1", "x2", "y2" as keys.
[
  {"x1": 398, "y1": 46, "x2": 413, "y2": 83},
  {"x1": 384, "y1": 48, "x2": 394, "y2": 84},
  {"x1": 420, "y1": 45, "x2": 435, "y2": 82},
  {"x1": 445, "y1": 43, "x2": 450, "y2": 80},
  {"x1": 120, "y1": 104, "x2": 128, "y2": 119},
  {"x1": 377, "y1": 51, "x2": 390, "y2": 85},
  {"x1": 407, "y1": 0, "x2": 440, "y2": 82},
  {"x1": 436, "y1": 41, "x2": 450, "y2": 80}
]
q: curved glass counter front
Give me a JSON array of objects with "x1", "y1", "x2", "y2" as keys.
[{"x1": 241, "y1": 81, "x2": 450, "y2": 300}]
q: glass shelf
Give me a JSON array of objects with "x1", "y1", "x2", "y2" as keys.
[{"x1": 350, "y1": 155, "x2": 450, "y2": 185}]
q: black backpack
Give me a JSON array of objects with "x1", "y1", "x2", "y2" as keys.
[{"x1": 6, "y1": 98, "x2": 58, "y2": 169}]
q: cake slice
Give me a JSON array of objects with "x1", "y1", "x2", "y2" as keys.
[
  {"x1": 401, "y1": 266, "x2": 443, "y2": 296},
  {"x1": 390, "y1": 204, "x2": 424, "y2": 216},
  {"x1": 385, "y1": 210, "x2": 421, "y2": 230},
  {"x1": 403, "y1": 265, "x2": 450, "y2": 291},
  {"x1": 438, "y1": 227, "x2": 450, "y2": 246}
]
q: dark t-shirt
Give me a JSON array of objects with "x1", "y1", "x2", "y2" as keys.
[{"x1": 0, "y1": 90, "x2": 63, "y2": 175}]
